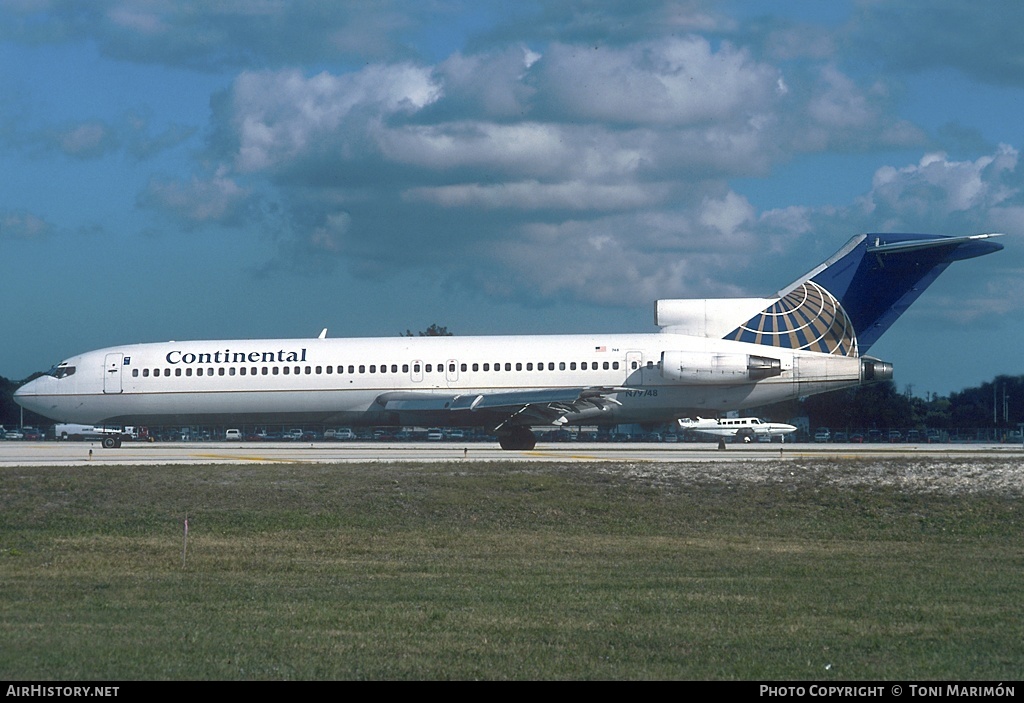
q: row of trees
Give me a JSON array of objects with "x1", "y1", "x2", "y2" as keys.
[{"x1": 767, "y1": 376, "x2": 1024, "y2": 432}]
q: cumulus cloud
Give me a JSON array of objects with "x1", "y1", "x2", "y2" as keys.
[
  {"x1": 52, "y1": 120, "x2": 119, "y2": 159},
  {"x1": 225, "y1": 65, "x2": 441, "y2": 173},
  {"x1": 863, "y1": 145, "x2": 1020, "y2": 229},
  {"x1": 138, "y1": 171, "x2": 251, "y2": 227},
  {"x1": 0, "y1": 209, "x2": 54, "y2": 239},
  {"x1": 533, "y1": 37, "x2": 781, "y2": 126},
  {"x1": 185, "y1": 28, "x2": 1000, "y2": 304}
]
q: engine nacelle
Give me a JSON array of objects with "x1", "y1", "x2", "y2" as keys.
[{"x1": 661, "y1": 351, "x2": 782, "y2": 384}]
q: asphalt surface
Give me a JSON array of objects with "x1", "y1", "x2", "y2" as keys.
[{"x1": 1, "y1": 440, "x2": 1021, "y2": 466}]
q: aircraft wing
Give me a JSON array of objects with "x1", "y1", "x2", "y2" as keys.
[{"x1": 377, "y1": 386, "x2": 624, "y2": 428}]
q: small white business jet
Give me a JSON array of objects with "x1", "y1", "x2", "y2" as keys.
[
  {"x1": 15, "y1": 233, "x2": 1004, "y2": 450},
  {"x1": 678, "y1": 416, "x2": 797, "y2": 443}
]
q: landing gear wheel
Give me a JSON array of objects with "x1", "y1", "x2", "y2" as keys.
[
  {"x1": 497, "y1": 426, "x2": 537, "y2": 451},
  {"x1": 101, "y1": 435, "x2": 121, "y2": 449}
]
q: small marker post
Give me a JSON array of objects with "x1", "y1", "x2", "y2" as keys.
[{"x1": 182, "y1": 514, "x2": 189, "y2": 569}]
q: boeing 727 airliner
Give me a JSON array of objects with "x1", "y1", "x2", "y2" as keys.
[{"x1": 15, "y1": 233, "x2": 1004, "y2": 450}]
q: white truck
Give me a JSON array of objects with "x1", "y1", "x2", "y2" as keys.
[{"x1": 55, "y1": 423, "x2": 134, "y2": 448}]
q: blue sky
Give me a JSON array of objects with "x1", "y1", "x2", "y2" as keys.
[{"x1": 2, "y1": 0, "x2": 1022, "y2": 398}]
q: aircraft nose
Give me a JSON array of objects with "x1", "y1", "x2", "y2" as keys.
[{"x1": 13, "y1": 377, "x2": 44, "y2": 412}]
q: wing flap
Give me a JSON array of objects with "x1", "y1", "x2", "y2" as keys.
[{"x1": 378, "y1": 387, "x2": 623, "y2": 427}]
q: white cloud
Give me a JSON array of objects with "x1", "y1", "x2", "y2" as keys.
[
  {"x1": 230, "y1": 65, "x2": 442, "y2": 173},
  {"x1": 867, "y1": 145, "x2": 1020, "y2": 221},
  {"x1": 0, "y1": 210, "x2": 53, "y2": 239},
  {"x1": 404, "y1": 180, "x2": 667, "y2": 211},
  {"x1": 534, "y1": 36, "x2": 780, "y2": 126},
  {"x1": 54, "y1": 120, "x2": 119, "y2": 159},
  {"x1": 139, "y1": 172, "x2": 250, "y2": 227}
]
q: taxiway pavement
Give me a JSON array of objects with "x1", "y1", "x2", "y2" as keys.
[{"x1": 1, "y1": 440, "x2": 1021, "y2": 466}]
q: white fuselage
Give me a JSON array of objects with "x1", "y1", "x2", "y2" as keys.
[{"x1": 15, "y1": 331, "x2": 867, "y2": 429}]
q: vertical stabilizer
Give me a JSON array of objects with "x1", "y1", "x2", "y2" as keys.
[{"x1": 725, "y1": 233, "x2": 1004, "y2": 355}]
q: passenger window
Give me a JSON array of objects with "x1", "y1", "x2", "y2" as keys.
[
  {"x1": 369, "y1": 365, "x2": 376, "y2": 374},
  {"x1": 219, "y1": 368, "x2": 225, "y2": 376},
  {"x1": 283, "y1": 366, "x2": 290, "y2": 375},
  {"x1": 229, "y1": 368, "x2": 235, "y2": 376},
  {"x1": 483, "y1": 363, "x2": 489, "y2": 371},
  {"x1": 526, "y1": 363, "x2": 533, "y2": 371},
  {"x1": 548, "y1": 362, "x2": 555, "y2": 370},
  {"x1": 403, "y1": 364, "x2": 409, "y2": 373},
  {"x1": 559, "y1": 362, "x2": 566, "y2": 370},
  {"x1": 425, "y1": 364, "x2": 432, "y2": 373},
  {"x1": 570, "y1": 362, "x2": 577, "y2": 370},
  {"x1": 175, "y1": 368, "x2": 182, "y2": 377},
  {"x1": 359, "y1": 365, "x2": 366, "y2": 373},
  {"x1": 186, "y1": 368, "x2": 193, "y2": 377},
  {"x1": 504, "y1": 363, "x2": 511, "y2": 371},
  {"x1": 273, "y1": 367, "x2": 279, "y2": 375}
]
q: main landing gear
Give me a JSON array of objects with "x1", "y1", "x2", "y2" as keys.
[
  {"x1": 497, "y1": 426, "x2": 537, "y2": 451},
  {"x1": 101, "y1": 435, "x2": 123, "y2": 448}
]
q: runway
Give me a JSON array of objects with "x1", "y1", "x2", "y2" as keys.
[{"x1": 1, "y1": 440, "x2": 1021, "y2": 466}]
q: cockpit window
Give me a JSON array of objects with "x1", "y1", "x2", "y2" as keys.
[{"x1": 47, "y1": 364, "x2": 76, "y2": 379}]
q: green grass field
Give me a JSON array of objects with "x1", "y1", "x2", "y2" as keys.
[{"x1": 1, "y1": 460, "x2": 1021, "y2": 679}]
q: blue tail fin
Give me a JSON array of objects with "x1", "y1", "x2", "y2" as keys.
[{"x1": 726, "y1": 233, "x2": 1004, "y2": 355}]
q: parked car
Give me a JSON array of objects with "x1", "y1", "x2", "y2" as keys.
[
  {"x1": 225, "y1": 429, "x2": 242, "y2": 441},
  {"x1": 814, "y1": 427, "x2": 831, "y2": 443}
]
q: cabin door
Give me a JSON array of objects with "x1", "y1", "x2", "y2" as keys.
[
  {"x1": 103, "y1": 353, "x2": 123, "y2": 394},
  {"x1": 626, "y1": 351, "x2": 644, "y2": 385}
]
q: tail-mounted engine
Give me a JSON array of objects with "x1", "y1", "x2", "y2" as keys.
[
  {"x1": 860, "y1": 357, "x2": 893, "y2": 382},
  {"x1": 661, "y1": 351, "x2": 782, "y2": 384}
]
